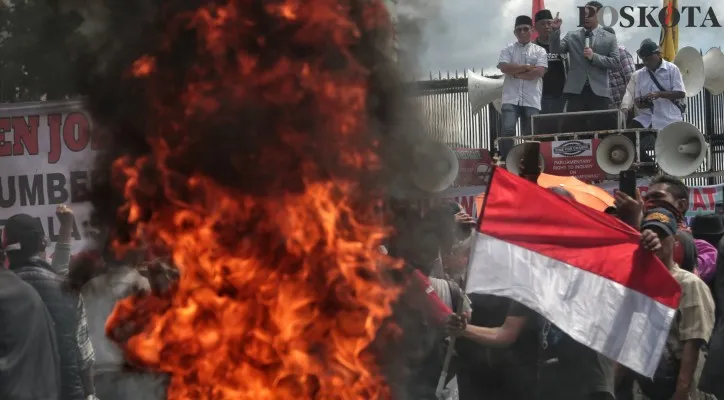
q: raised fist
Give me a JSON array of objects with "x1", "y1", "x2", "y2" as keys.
[{"x1": 56, "y1": 204, "x2": 74, "y2": 226}]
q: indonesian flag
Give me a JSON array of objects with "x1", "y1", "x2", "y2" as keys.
[
  {"x1": 531, "y1": 0, "x2": 545, "y2": 40},
  {"x1": 412, "y1": 269, "x2": 452, "y2": 325},
  {"x1": 466, "y1": 167, "x2": 681, "y2": 377}
]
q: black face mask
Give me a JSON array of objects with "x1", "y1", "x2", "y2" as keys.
[{"x1": 646, "y1": 199, "x2": 684, "y2": 224}]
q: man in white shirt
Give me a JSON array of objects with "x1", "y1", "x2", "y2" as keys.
[
  {"x1": 496, "y1": 15, "x2": 548, "y2": 162},
  {"x1": 621, "y1": 38, "x2": 686, "y2": 130},
  {"x1": 620, "y1": 39, "x2": 686, "y2": 169}
]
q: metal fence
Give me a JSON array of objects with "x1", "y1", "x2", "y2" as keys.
[{"x1": 410, "y1": 68, "x2": 724, "y2": 186}]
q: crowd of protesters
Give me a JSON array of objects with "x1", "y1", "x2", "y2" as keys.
[
  {"x1": 3, "y1": 172, "x2": 724, "y2": 400},
  {"x1": 0, "y1": 206, "x2": 166, "y2": 400},
  {"x1": 383, "y1": 173, "x2": 724, "y2": 400}
]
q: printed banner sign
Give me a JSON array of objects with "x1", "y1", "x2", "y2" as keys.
[
  {"x1": 596, "y1": 179, "x2": 723, "y2": 216},
  {"x1": 450, "y1": 148, "x2": 491, "y2": 188},
  {"x1": 0, "y1": 100, "x2": 95, "y2": 255},
  {"x1": 541, "y1": 139, "x2": 606, "y2": 182}
]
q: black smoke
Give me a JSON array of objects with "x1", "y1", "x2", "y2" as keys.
[{"x1": 73, "y1": 0, "x2": 445, "y2": 397}]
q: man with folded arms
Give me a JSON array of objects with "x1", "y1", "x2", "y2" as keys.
[{"x1": 496, "y1": 14, "x2": 547, "y2": 162}]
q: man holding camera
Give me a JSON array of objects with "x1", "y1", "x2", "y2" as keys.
[{"x1": 621, "y1": 39, "x2": 686, "y2": 130}]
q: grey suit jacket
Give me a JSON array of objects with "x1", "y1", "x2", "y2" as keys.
[{"x1": 549, "y1": 27, "x2": 620, "y2": 98}]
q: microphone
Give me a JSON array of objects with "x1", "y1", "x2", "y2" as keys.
[{"x1": 584, "y1": 30, "x2": 592, "y2": 48}]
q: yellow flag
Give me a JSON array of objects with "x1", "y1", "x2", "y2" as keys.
[{"x1": 659, "y1": 0, "x2": 678, "y2": 61}]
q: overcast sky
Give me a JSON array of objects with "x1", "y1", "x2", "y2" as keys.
[{"x1": 405, "y1": 0, "x2": 723, "y2": 77}]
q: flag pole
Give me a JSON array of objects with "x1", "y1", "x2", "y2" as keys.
[{"x1": 434, "y1": 166, "x2": 496, "y2": 399}]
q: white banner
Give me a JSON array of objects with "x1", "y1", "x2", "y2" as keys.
[
  {"x1": 0, "y1": 100, "x2": 96, "y2": 255},
  {"x1": 596, "y1": 179, "x2": 722, "y2": 216}
]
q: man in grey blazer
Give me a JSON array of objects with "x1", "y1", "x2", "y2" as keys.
[{"x1": 549, "y1": 1, "x2": 620, "y2": 129}]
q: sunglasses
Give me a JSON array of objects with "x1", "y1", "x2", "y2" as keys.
[{"x1": 515, "y1": 26, "x2": 531, "y2": 33}]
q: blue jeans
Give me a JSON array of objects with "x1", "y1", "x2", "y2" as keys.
[{"x1": 499, "y1": 103, "x2": 539, "y2": 161}]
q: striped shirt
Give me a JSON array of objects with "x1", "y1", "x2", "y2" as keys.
[
  {"x1": 76, "y1": 295, "x2": 95, "y2": 370},
  {"x1": 608, "y1": 45, "x2": 635, "y2": 106}
]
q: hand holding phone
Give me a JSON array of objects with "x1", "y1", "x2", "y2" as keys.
[
  {"x1": 619, "y1": 170, "x2": 636, "y2": 198},
  {"x1": 521, "y1": 142, "x2": 541, "y2": 182}
]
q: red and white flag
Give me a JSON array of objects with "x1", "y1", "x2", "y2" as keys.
[
  {"x1": 531, "y1": 0, "x2": 545, "y2": 40},
  {"x1": 467, "y1": 168, "x2": 681, "y2": 377}
]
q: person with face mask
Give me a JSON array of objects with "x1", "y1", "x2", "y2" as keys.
[
  {"x1": 496, "y1": 14, "x2": 548, "y2": 161},
  {"x1": 614, "y1": 176, "x2": 718, "y2": 282},
  {"x1": 448, "y1": 186, "x2": 651, "y2": 400},
  {"x1": 624, "y1": 209, "x2": 715, "y2": 400}
]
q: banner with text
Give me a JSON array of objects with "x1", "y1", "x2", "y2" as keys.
[
  {"x1": 0, "y1": 100, "x2": 95, "y2": 255},
  {"x1": 541, "y1": 139, "x2": 606, "y2": 182},
  {"x1": 596, "y1": 179, "x2": 722, "y2": 216}
]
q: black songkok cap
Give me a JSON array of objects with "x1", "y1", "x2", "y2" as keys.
[
  {"x1": 515, "y1": 15, "x2": 533, "y2": 27},
  {"x1": 535, "y1": 10, "x2": 553, "y2": 21}
]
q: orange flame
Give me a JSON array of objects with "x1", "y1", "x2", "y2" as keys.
[{"x1": 104, "y1": 0, "x2": 402, "y2": 398}]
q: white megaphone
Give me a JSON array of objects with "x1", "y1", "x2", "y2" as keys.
[
  {"x1": 504, "y1": 143, "x2": 545, "y2": 175},
  {"x1": 467, "y1": 70, "x2": 503, "y2": 114},
  {"x1": 596, "y1": 135, "x2": 635, "y2": 174},
  {"x1": 410, "y1": 142, "x2": 459, "y2": 193},
  {"x1": 654, "y1": 121, "x2": 707, "y2": 177},
  {"x1": 674, "y1": 46, "x2": 705, "y2": 97},
  {"x1": 703, "y1": 47, "x2": 724, "y2": 95}
]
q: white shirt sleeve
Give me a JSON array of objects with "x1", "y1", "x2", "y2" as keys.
[
  {"x1": 620, "y1": 71, "x2": 637, "y2": 109},
  {"x1": 670, "y1": 65, "x2": 686, "y2": 92},
  {"x1": 498, "y1": 45, "x2": 512, "y2": 64}
]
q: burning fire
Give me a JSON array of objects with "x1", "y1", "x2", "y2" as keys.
[{"x1": 100, "y1": 0, "x2": 405, "y2": 398}]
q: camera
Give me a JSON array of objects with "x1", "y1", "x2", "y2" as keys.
[{"x1": 636, "y1": 96, "x2": 654, "y2": 108}]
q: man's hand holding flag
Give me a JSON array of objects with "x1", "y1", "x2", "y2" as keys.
[{"x1": 465, "y1": 167, "x2": 681, "y2": 377}]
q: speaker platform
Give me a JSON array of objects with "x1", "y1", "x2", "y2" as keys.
[{"x1": 531, "y1": 108, "x2": 621, "y2": 135}]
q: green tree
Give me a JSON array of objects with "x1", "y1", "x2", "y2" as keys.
[{"x1": 0, "y1": 0, "x2": 83, "y2": 102}]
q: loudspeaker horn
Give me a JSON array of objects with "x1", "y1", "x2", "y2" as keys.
[
  {"x1": 674, "y1": 46, "x2": 705, "y2": 97},
  {"x1": 505, "y1": 143, "x2": 545, "y2": 175},
  {"x1": 596, "y1": 135, "x2": 635, "y2": 174},
  {"x1": 654, "y1": 121, "x2": 707, "y2": 177},
  {"x1": 703, "y1": 47, "x2": 724, "y2": 95},
  {"x1": 468, "y1": 70, "x2": 503, "y2": 114},
  {"x1": 410, "y1": 142, "x2": 459, "y2": 193}
]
